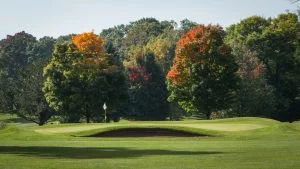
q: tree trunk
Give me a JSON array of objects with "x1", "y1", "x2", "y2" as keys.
[
  {"x1": 206, "y1": 113, "x2": 210, "y2": 120},
  {"x1": 205, "y1": 109, "x2": 211, "y2": 120},
  {"x1": 86, "y1": 114, "x2": 90, "y2": 123},
  {"x1": 86, "y1": 110, "x2": 90, "y2": 123},
  {"x1": 85, "y1": 103, "x2": 90, "y2": 123}
]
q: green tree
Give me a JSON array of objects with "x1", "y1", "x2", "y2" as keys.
[
  {"x1": 15, "y1": 36, "x2": 55, "y2": 125},
  {"x1": 101, "y1": 25, "x2": 127, "y2": 66},
  {"x1": 225, "y1": 16, "x2": 269, "y2": 46},
  {"x1": 229, "y1": 43, "x2": 276, "y2": 118},
  {"x1": 226, "y1": 13, "x2": 300, "y2": 121},
  {"x1": 123, "y1": 18, "x2": 177, "y2": 64},
  {"x1": 146, "y1": 29, "x2": 179, "y2": 74},
  {"x1": 102, "y1": 18, "x2": 177, "y2": 120},
  {"x1": 225, "y1": 16, "x2": 276, "y2": 118},
  {"x1": 128, "y1": 52, "x2": 169, "y2": 120},
  {"x1": 0, "y1": 32, "x2": 36, "y2": 112},
  {"x1": 0, "y1": 33, "x2": 55, "y2": 125},
  {"x1": 15, "y1": 59, "x2": 54, "y2": 125},
  {"x1": 179, "y1": 19, "x2": 198, "y2": 34},
  {"x1": 43, "y1": 32, "x2": 127, "y2": 123},
  {"x1": 55, "y1": 34, "x2": 74, "y2": 45},
  {"x1": 246, "y1": 13, "x2": 300, "y2": 121},
  {"x1": 167, "y1": 25, "x2": 238, "y2": 119}
]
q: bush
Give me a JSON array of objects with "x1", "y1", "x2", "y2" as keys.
[
  {"x1": 210, "y1": 111, "x2": 228, "y2": 120},
  {"x1": 0, "y1": 122, "x2": 6, "y2": 129}
]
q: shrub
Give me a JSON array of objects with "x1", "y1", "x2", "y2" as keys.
[{"x1": 0, "y1": 122, "x2": 6, "y2": 129}]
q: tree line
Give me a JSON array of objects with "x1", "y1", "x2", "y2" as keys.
[{"x1": 0, "y1": 13, "x2": 299, "y2": 125}]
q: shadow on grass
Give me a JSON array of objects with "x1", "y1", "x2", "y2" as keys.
[{"x1": 0, "y1": 146, "x2": 223, "y2": 159}]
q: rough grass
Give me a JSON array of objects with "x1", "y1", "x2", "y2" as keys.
[{"x1": 0, "y1": 114, "x2": 300, "y2": 169}]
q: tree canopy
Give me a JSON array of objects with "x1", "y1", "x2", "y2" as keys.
[
  {"x1": 167, "y1": 25, "x2": 238, "y2": 119},
  {"x1": 1, "y1": 14, "x2": 299, "y2": 124},
  {"x1": 43, "y1": 32, "x2": 127, "y2": 122},
  {"x1": 226, "y1": 13, "x2": 300, "y2": 121}
]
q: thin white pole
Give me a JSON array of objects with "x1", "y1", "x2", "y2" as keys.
[{"x1": 104, "y1": 109, "x2": 107, "y2": 122}]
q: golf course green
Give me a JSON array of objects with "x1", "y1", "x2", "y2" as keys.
[{"x1": 0, "y1": 113, "x2": 300, "y2": 169}]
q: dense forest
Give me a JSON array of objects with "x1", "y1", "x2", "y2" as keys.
[{"x1": 0, "y1": 13, "x2": 299, "y2": 125}]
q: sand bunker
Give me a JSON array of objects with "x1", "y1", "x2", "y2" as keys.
[{"x1": 88, "y1": 128, "x2": 207, "y2": 137}]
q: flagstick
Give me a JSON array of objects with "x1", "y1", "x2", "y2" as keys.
[
  {"x1": 104, "y1": 109, "x2": 107, "y2": 122},
  {"x1": 103, "y1": 102, "x2": 107, "y2": 123}
]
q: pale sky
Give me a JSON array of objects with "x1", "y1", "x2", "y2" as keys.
[{"x1": 0, "y1": 0, "x2": 298, "y2": 39}]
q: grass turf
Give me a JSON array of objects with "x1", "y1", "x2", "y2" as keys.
[{"x1": 0, "y1": 113, "x2": 300, "y2": 169}]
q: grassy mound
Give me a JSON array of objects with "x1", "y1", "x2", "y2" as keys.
[{"x1": 34, "y1": 117, "x2": 276, "y2": 136}]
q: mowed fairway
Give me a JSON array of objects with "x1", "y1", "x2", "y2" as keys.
[{"x1": 0, "y1": 114, "x2": 300, "y2": 169}]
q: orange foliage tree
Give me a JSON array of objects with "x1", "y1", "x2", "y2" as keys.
[
  {"x1": 72, "y1": 32, "x2": 105, "y2": 56},
  {"x1": 167, "y1": 25, "x2": 238, "y2": 119}
]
